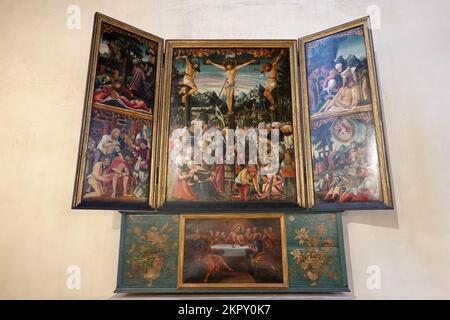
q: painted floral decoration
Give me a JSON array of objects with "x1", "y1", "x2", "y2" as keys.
[{"x1": 290, "y1": 224, "x2": 338, "y2": 286}]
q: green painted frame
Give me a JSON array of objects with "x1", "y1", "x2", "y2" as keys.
[{"x1": 115, "y1": 212, "x2": 349, "y2": 294}]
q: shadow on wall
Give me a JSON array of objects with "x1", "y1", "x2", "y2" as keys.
[{"x1": 340, "y1": 112, "x2": 399, "y2": 293}]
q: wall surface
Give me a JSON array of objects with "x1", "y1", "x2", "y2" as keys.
[{"x1": 0, "y1": 0, "x2": 449, "y2": 299}]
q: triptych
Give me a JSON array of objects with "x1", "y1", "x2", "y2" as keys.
[{"x1": 72, "y1": 13, "x2": 393, "y2": 293}]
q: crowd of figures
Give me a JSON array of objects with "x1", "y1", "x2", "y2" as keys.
[
  {"x1": 167, "y1": 48, "x2": 297, "y2": 203},
  {"x1": 93, "y1": 61, "x2": 154, "y2": 113},
  {"x1": 169, "y1": 119, "x2": 296, "y2": 202},
  {"x1": 312, "y1": 116, "x2": 382, "y2": 204},
  {"x1": 185, "y1": 222, "x2": 282, "y2": 283},
  {"x1": 308, "y1": 53, "x2": 371, "y2": 115},
  {"x1": 83, "y1": 120, "x2": 151, "y2": 201}
]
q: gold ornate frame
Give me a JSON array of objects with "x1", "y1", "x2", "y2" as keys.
[
  {"x1": 299, "y1": 17, "x2": 393, "y2": 209},
  {"x1": 177, "y1": 213, "x2": 288, "y2": 289},
  {"x1": 157, "y1": 40, "x2": 305, "y2": 209},
  {"x1": 72, "y1": 13, "x2": 164, "y2": 209}
]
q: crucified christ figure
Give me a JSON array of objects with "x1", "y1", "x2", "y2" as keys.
[
  {"x1": 261, "y1": 50, "x2": 285, "y2": 110},
  {"x1": 176, "y1": 51, "x2": 200, "y2": 104},
  {"x1": 206, "y1": 57, "x2": 256, "y2": 114}
]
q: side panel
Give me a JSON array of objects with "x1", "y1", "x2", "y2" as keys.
[
  {"x1": 299, "y1": 17, "x2": 393, "y2": 211},
  {"x1": 72, "y1": 13, "x2": 164, "y2": 210}
]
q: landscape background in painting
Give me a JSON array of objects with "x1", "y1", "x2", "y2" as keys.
[
  {"x1": 182, "y1": 217, "x2": 284, "y2": 285},
  {"x1": 166, "y1": 47, "x2": 297, "y2": 204},
  {"x1": 305, "y1": 26, "x2": 371, "y2": 115},
  {"x1": 93, "y1": 22, "x2": 159, "y2": 114}
]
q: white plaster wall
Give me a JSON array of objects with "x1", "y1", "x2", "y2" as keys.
[{"x1": 0, "y1": 0, "x2": 449, "y2": 299}]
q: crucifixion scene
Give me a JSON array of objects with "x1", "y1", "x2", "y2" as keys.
[{"x1": 167, "y1": 47, "x2": 297, "y2": 203}]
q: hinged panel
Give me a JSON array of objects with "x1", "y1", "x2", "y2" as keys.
[
  {"x1": 72, "y1": 13, "x2": 164, "y2": 210},
  {"x1": 299, "y1": 17, "x2": 393, "y2": 211}
]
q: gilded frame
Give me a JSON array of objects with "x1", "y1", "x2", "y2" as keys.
[
  {"x1": 157, "y1": 40, "x2": 306, "y2": 211},
  {"x1": 299, "y1": 17, "x2": 393, "y2": 210},
  {"x1": 177, "y1": 213, "x2": 289, "y2": 289},
  {"x1": 72, "y1": 13, "x2": 164, "y2": 210}
]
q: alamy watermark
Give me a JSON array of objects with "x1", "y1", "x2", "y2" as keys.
[
  {"x1": 366, "y1": 264, "x2": 381, "y2": 290},
  {"x1": 367, "y1": 5, "x2": 382, "y2": 30},
  {"x1": 66, "y1": 265, "x2": 81, "y2": 290},
  {"x1": 170, "y1": 121, "x2": 281, "y2": 175},
  {"x1": 66, "y1": 5, "x2": 81, "y2": 30}
]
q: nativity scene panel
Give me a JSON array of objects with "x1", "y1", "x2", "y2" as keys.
[{"x1": 93, "y1": 17, "x2": 160, "y2": 115}]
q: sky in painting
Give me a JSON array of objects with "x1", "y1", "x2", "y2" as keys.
[
  {"x1": 173, "y1": 58, "x2": 272, "y2": 94},
  {"x1": 99, "y1": 37, "x2": 151, "y2": 62},
  {"x1": 306, "y1": 27, "x2": 367, "y2": 73},
  {"x1": 336, "y1": 33, "x2": 367, "y2": 60}
]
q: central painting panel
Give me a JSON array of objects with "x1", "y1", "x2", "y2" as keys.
[{"x1": 158, "y1": 41, "x2": 304, "y2": 209}]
